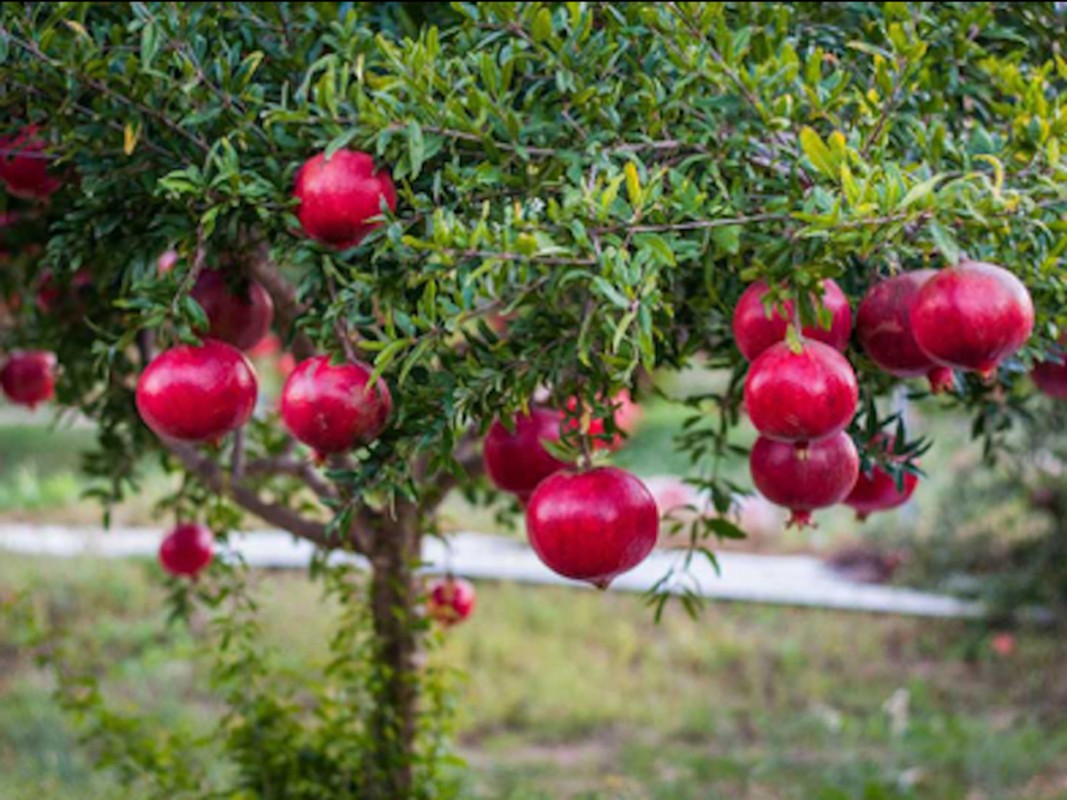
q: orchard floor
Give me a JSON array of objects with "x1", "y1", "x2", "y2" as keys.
[{"x1": 2, "y1": 554, "x2": 1066, "y2": 800}]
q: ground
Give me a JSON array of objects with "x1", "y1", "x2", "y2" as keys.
[{"x1": 0, "y1": 402, "x2": 1062, "y2": 799}]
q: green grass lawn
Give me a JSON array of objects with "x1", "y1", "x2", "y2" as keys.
[{"x1": 1, "y1": 554, "x2": 1065, "y2": 799}]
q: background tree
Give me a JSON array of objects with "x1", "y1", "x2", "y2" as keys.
[{"x1": 2, "y1": 2, "x2": 1066, "y2": 797}]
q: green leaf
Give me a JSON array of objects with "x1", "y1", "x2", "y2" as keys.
[
  {"x1": 900, "y1": 174, "x2": 944, "y2": 209},
  {"x1": 531, "y1": 7, "x2": 553, "y2": 43},
  {"x1": 140, "y1": 23, "x2": 160, "y2": 70},
  {"x1": 326, "y1": 129, "x2": 360, "y2": 161},
  {"x1": 407, "y1": 120, "x2": 425, "y2": 179},
  {"x1": 799, "y1": 126, "x2": 835, "y2": 178},
  {"x1": 928, "y1": 221, "x2": 961, "y2": 264},
  {"x1": 711, "y1": 224, "x2": 741, "y2": 256}
]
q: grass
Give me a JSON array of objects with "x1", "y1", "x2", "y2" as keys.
[{"x1": 1, "y1": 554, "x2": 1066, "y2": 799}]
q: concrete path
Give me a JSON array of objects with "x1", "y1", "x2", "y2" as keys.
[{"x1": 0, "y1": 524, "x2": 983, "y2": 619}]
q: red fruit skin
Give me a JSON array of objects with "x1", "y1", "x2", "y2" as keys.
[
  {"x1": 190, "y1": 271, "x2": 275, "y2": 351},
  {"x1": 157, "y1": 249, "x2": 180, "y2": 275},
  {"x1": 294, "y1": 150, "x2": 397, "y2": 248},
  {"x1": 0, "y1": 127, "x2": 61, "y2": 200},
  {"x1": 732, "y1": 279, "x2": 853, "y2": 361},
  {"x1": 426, "y1": 577, "x2": 476, "y2": 626},
  {"x1": 1032, "y1": 359, "x2": 1067, "y2": 399},
  {"x1": 1, "y1": 350, "x2": 56, "y2": 408},
  {"x1": 136, "y1": 340, "x2": 258, "y2": 442},
  {"x1": 483, "y1": 407, "x2": 570, "y2": 495},
  {"x1": 280, "y1": 356, "x2": 392, "y2": 454},
  {"x1": 911, "y1": 260, "x2": 1034, "y2": 376},
  {"x1": 566, "y1": 390, "x2": 643, "y2": 450},
  {"x1": 845, "y1": 463, "x2": 918, "y2": 521},
  {"x1": 750, "y1": 432, "x2": 860, "y2": 528},
  {"x1": 159, "y1": 523, "x2": 214, "y2": 577},
  {"x1": 525, "y1": 466, "x2": 659, "y2": 589},
  {"x1": 743, "y1": 339, "x2": 859, "y2": 443}
]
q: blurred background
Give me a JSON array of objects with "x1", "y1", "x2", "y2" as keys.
[{"x1": 2, "y1": 358, "x2": 1066, "y2": 799}]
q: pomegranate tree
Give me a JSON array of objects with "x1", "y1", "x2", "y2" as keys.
[
  {"x1": 293, "y1": 149, "x2": 398, "y2": 248},
  {"x1": 0, "y1": 350, "x2": 56, "y2": 408},
  {"x1": 189, "y1": 270, "x2": 275, "y2": 351},
  {"x1": 911, "y1": 259, "x2": 1034, "y2": 378}
]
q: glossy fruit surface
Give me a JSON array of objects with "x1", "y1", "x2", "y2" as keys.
[
  {"x1": 280, "y1": 355, "x2": 391, "y2": 454},
  {"x1": 0, "y1": 127, "x2": 61, "y2": 200},
  {"x1": 743, "y1": 339, "x2": 859, "y2": 442},
  {"x1": 483, "y1": 407, "x2": 569, "y2": 495},
  {"x1": 911, "y1": 259, "x2": 1034, "y2": 376},
  {"x1": 294, "y1": 150, "x2": 397, "y2": 248},
  {"x1": 526, "y1": 466, "x2": 659, "y2": 588},
  {"x1": 159, "y1": 523, "x2": 214, "y2": 577},
  {"x1": 136, "y1": 340, "x2": 258, "y2": 441},
  {"x1": 1, "y1": 350, "x2": 56, "y2": 407},
  {"x1": 732, "y1": 279, "x2": 852, "y2": 361},
  {"x1": 426, "y1": 577, "x2": 476, "y2": 626},
  {"x1": 190, "y1": 270, "x2": 275, "y2": 351},
  {"x1": 750, "y1": 432, "x2": 859, "y2": 528}
]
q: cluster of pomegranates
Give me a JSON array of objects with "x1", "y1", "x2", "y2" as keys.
[{"x1": 736, "y1": 260, "x2": 1035, "y2": 526}]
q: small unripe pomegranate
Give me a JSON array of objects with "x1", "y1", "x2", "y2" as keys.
[
  {"x1": 136, "y1": 340, "x2": 258, "y2": 442},
  {"x1": 483, "y1": 407, "x2": 570, "y2": 496},
  {"x1": 1, "y1": 350, "x2": 56, "y2": 408},
  {"x1": 426, "y1": 577, "x2": 476, "y2": 626},
  {"x1": 280, "y1": 355, "x2": 391, "y2": 454},
  {"x1": 190, "y1": 270, "x2": 275, "y2": 351},
  {"x1": 159, "y1": 523, "x2": 214, "y2": 577},
  {"x1": 0, "y1": 126, "x2": 61, "y2": 200},
  {"x1": 744, "y1": 339, "x2": 859, "y2": 443},
  {"x1": 750, "y1": 432, "x2": 860, "y2": 528},
  {"x1": 911, "y1": 260, "x2": 1034, "y2": 378},
  {"x1": 294, "y1": 150, "x2": 397, "y2": 248},
  {"x1": 732, "y1": 279, "x2": 852, "y2": 361},
  {"x1": 526, "y1": 466, "x2": 659, "y2": 589},
  {"x1": 845, "y1": 436, "x2": 920, "y2": 520},
  {"x1": 856, "y1": 271, "x2": 956, "y2": 392}
]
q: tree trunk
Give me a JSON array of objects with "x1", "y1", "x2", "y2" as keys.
[{"x1": 368, "y1": 499, "x2": 421, "y2": 799}]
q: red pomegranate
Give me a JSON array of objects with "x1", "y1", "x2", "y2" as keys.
[
  {"x1": 525, "y1": 466, "x2": 659, "y2": 589},
  {"x1": 732, "y1": 279, "x2": 852, "y2": 361},
  {"x1": 845, "y1": 437, "x2": 920, "y2": 521},
  {"x1": 426, "y1": 577, "x2": 476, "y2": 626},
  {"x1": 293, "y1": 150, "x2": 397, "y2": 248},
  {"x1": 159, "y1": 523, "x2": 214, "y2": 577},
  {"x1": 190, "y1": 270, "x2": 275, "y2": 351},
  {"x1": 911, "y1": 260, "x2": 1034, "y2": 378},
  {"x1": 566, "y1": 390, "x2": 643, "y2": 450},
  {"x1": 36, "y1": 268, "x2": 93, "y2": 315},
  {"x1": 856, "y1": 271, "x2": 956, "y2": 392},
  {"x1": 483, "y1": 407, "x2": 570, "y2": 496},
  {"x1": 1, "y1": 350, "x2": 56, "y2": 408},
  {"x1": 280, "y1": 355, "x2": 391, "y2": 454},
  {"x1": 0, "y1": 126, "x2": 61, "y2": 200},
  {"x1": 136, "y1": 340, "x2": 258, "y2": 442},
  {"x1": 750, "y1": 432, "x2": 860, "y2": 528},
  {"x1": 1032, "y1": 359, "x2": 1067, "y2": 399},
  {"x1": 743, "y1": 339, "x2": 859, "y2": 442}
]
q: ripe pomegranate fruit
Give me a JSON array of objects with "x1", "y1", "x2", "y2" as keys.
[
  {"x1": 0, "y1": 126, "x2": 61, "y2": 200},
  {"x1": 566, "y1": 390, "x2": 643, "y2": 450},
  {"x1": 857, "y1": 271, "x2": 955, "y2": 392},
  {"x1": 280, "y1": 355, "x2": 392, "y2": 454},
  {"x1": 36, "y1": 268, "x2": 93, "y2": 316},
  {"x1": 159, "y1": 523, "x2": 214, "y2": 577},
  {"x1": 844, "y1": 436, "x2": 919, "y2": 520},
  {"x1": 525, "y1": 466, "x2": 659, "y2": 589},
  {"x1": 294, "y1": 149, "x2": 397, "y2": 248},
  {"x1": 190, "y1": 270, "x2": 275, "y2": 351},
  {"x1": 426, "y1": 577, "x2": 476, "y2": 626},
  {"x1": 750, "y1": 432, "x2": 860, "y2": 528},
  {"x1": 732, "y1": 279, "x2": 852, "y2": 361},
  {"x1": 911, "y1": 259, "x2": 1034, "y2": 378},
  {"x1": 1032, "y1": 359, "x2": 1067, "y2": 399},
  {"x1": 1, "y1": 350, "x2": 56, "y2": 408},
  {"x1": 744, "y1": 339, "x2": 859, "y2": 442},
  {"x1": 136, "y1": 340, "x2": 258, "y2": 442},
  {"x1": 483, "y1": 407, "x2": 570, "y2": 496}
]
